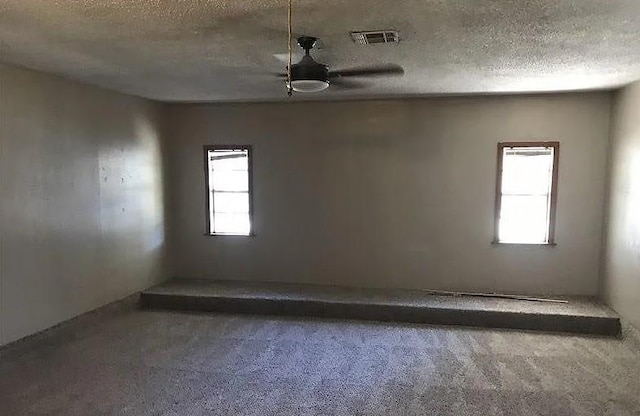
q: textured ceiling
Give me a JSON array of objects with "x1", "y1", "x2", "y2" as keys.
[{"x1": 0, "y1": 0, "x2": 639, "y2": 102}]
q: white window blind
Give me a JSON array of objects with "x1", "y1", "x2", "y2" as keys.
[
  {"x1": 207, "y1": 147, "x2": 251, "y2": 235},
  {"x1": 497, "y1": 145, "x2": 557, "y2": 244}
]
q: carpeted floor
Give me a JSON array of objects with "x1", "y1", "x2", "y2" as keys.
[{"x1": 1, "y1": 298, "x2": 640, "y2": 415}]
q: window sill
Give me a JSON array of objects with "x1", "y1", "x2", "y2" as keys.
[{"x1": 491, "y1": 240, "x2": 556, "y2": 247}]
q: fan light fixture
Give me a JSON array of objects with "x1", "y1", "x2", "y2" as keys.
[
  {"x1": 286, "y1": 37, "x2": 330, "y2": 94},
  {"x1": 281, "y1": 1, "x2": 404, "y2": 96},
  {"x1": 290, "y1": 79, "x2": 329, "y2": 93}
]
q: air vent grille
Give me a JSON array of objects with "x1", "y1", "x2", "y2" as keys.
[{"x1": 350, "y1": 30, "x2": 399, "y2": 45}]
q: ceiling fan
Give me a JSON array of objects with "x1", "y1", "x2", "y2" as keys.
[{"x1": 279, "y1": 36, "x2": 404, "y2": 94}]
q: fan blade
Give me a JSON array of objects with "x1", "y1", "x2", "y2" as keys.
[
  {"x1": 329, "y1": 64, "x2": 404, "y2": 78},
  {"x1": 273, "y1": 52, "x2": 304, "y2": 64},
  {"x1": 329, "y1": 78, "x2": 369, "y2": 90}
]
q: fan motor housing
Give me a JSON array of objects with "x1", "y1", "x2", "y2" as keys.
[{"x1": 291, "y1": 55, "x2": 328, "y2": 82}]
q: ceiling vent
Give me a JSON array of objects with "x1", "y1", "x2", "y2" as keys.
[{"x1": 350, "y1": 30, "x2": 399, "y2": 45}]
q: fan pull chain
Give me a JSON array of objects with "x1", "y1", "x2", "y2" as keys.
[{"x1": 287, "y1": 0, "x2": 293, "y2": 97}]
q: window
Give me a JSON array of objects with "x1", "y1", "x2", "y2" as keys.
[
  {"x1": 204, "y1": 145, "x2": 253, "y2": 236},
  {"x1": 494, "y1": 142, "x2": 559, "y2": 245}
]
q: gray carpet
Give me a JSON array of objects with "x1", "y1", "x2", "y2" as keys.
[
  {"x1": 1, "y1": 297, "x2": 640, "y2": 415},
  {"x1": 143, "y1": 279, "x2": 619, "y2": 317},
  {"x1": 141, "y1": 280, "x2": 621, "y2": 336}
]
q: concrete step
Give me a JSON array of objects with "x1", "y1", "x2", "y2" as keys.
[{"x1": 140, "y1": 279, "x2": 621, "y2": 336}]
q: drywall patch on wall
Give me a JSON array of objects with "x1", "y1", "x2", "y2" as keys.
[
  {"x1": 0, "y1": 64, "x2": 168, "y2": 346},
  {"x1": 603, "y1": 81, "x2": 640, "y2": 330},
  {"x1": 165, "y1": 93, "x2": 611, "y2": 296}
]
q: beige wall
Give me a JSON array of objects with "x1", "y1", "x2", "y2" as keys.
[
  {"x1": 0, "y1": 65, "x2": 167, "y2": 345},
  {"x1": 166, "y1": 93, "x2": 611, "y2": 296},
  {"x1": 0, "y1": 65, "x2": 617, "y2": 345},
  {"x1": 603, "y1": 81, "x2": 640, "y2": 329}
]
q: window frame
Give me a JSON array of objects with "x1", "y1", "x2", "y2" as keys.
[
  {"x1": 493, "y1": 141, "x2": 560, "y2": 246},
  {"x1": 203, "y1": 144, "x2": 254, "y2": 237}
]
